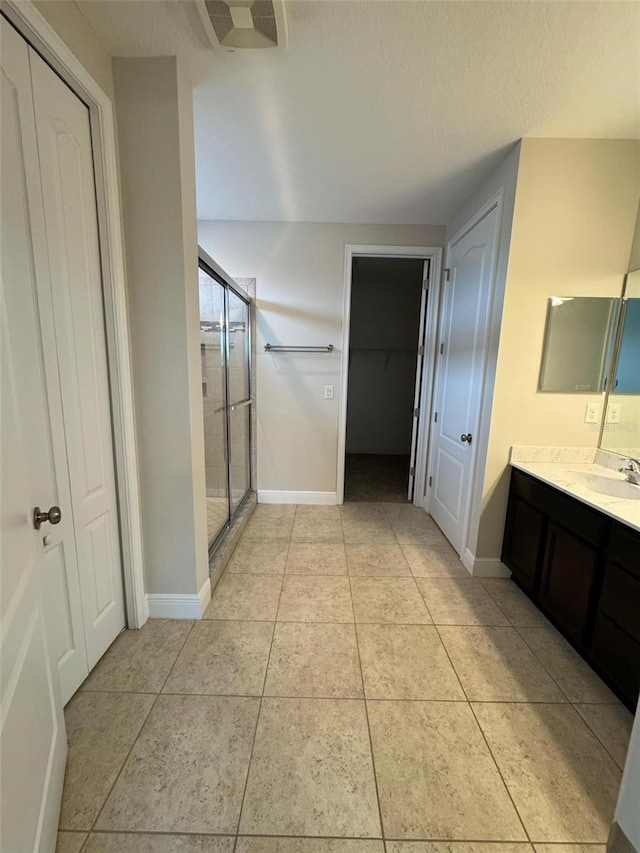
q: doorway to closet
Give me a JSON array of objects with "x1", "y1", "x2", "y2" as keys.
[
  {"x1": 199, "y1": 255, "x2": 253, "y2": 550},
  {"x1": 343, "y1": 256, "x2": 430, "y2": 503}
]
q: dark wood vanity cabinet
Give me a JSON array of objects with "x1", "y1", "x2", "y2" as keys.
[
  {"x1": 539, "y1": 522, "x2": 602, "y2": 646},
  {"x1": 502, "y1": 468, "x2": 640, "y2": 709},
  {"x1": 501, "y1": 496, "x2": 546, "y2": 593}
]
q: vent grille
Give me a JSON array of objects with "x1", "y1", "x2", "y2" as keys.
[{"x1": 202, "y1": 0, "x2": 280, "y2": 48}]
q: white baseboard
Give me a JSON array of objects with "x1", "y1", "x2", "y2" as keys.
[
  {"x1": 147, "y1": 577, "x2": 212, "y2": 619},
  {"x1": 462, "y1": 549, "x2": 511, "y2": 578},
  {"x1": 258, "y1": 490, "x2": 339, "y2": 505}
]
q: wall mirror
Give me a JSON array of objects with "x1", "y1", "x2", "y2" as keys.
[
  {"x1": 539, "y1": 296, "x2": 621, "y2": 392},
  {"x1": 601, "y1": 270, "x2": 640, "y2": 459}
]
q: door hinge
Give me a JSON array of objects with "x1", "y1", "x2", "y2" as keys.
[
  {"x1": 443, "y1": 267, "x2": 451, "y2": 281},
  {"x1": 439, "y1": 342, "x2": 444, "y2": 355},
  {"x1": 413, "y1": 408, "x2": 419, "y2": 418},
  {"x1": 410, "y1": 466, "x2": 416, "y2": 477},
  {"x1": 428, "y1": 475, "x2": 433, "y2": 487},
  {"x1": 434, "y1": 411, "x2": 438, "y2": 422},
  {"x1": 418, "y1": 345, "x2": 424, "y2": 356},
  {"x1": 423, "y1": 278, "x2": 429, "y2": 291}
]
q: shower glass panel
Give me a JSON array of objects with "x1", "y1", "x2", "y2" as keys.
[
  {"x1": 199, "y1": 257, "x2": 253, "y2": 549},
  {"x1": 227, "y1": 290, "x2": 251, "y2": 512},
  {"x1": 200, "y1": 268, "x2": 230, "y2": 544}
]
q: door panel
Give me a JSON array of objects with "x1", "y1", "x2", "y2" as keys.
[
  {"x1": 30, "y1": 50, "x2": 125, "y2": 669},
  {"x1": 1, "y1": 19, "x2": 67, "y2": 851},
  {"x1": 408, "y1": 261, "x2": 429, "y2": 501},
  {"x1": 2, "y1": 22, "x2": 88, "y2": 706},
  {"x1": 429, "y1": 207, "x2": 499, "y2": 554}
]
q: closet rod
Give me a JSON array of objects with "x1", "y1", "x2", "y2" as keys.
[{"x1": 265, "y1": 343, "x2": 334, "y2": 353}]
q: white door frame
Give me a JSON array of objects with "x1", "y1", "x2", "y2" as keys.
[
  {"x1": 338, "y1": 244, "x2": 443, "y2": 506},
  {"x1": 426, "y1": 190, "x2": 504, "y2": 566},
  {"x1": 2, "y1": 0, "x2": 147, "y2": 627}
]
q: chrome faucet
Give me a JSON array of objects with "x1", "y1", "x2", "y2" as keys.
[{"x1": 618, "y1": 458, "x2": 640, "y2": 486}]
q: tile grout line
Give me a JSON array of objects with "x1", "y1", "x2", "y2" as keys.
[
  {"x1": 439, "y1": 578, "x2": 629, "y2": 763},
  {"x1": 74, "y1": 689, "x2": 601, "y2": 705},
  {"x1": 413, "y1": 579, "x2": 533, "y2": 845},
  {"x1": 477, "y1": 582, "x2": 600, "y2": 710},
  {"x1": 569, "y1": 703, "x2": 630, "y2": 771},
  {"x1": 511, "y1": 622, "x2": 583, "y2": 706},
  {"x1": 342, "y1": 510, "x2": 388, "y2": 853},
  {"x1": 231, "y1": 523, "x2": 292, "y2": 853},
  {"x1": 77, "y1": 620, "x2": 198, "y2": 851},
  {"x1": 66, "y1": 827, "x2": 558, "y2": 842}
]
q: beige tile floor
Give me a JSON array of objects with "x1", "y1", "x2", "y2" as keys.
[{"x1": 58, "y1": 503, "x2": 634, "y2": 853}]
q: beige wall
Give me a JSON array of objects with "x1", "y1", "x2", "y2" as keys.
[
  {"x1": 197, "y1": 221, "x2": 444, "y2": 496},
  {"x1": 33, "y1": 1, "x2": 114, "y2": 99},
  {"x1": 114, "y1": 57, "x2": 208, "y2": 596},
  {"x1": 475, "y1": 138, "x2": 640, "y2": 559},
  {"x1": 628, "y1": 201, "x2": 640, "y2": 271}
]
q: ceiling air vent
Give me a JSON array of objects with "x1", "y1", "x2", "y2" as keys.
[{"x1": 196, "y1": 0, "x2": 287, "y2": 50}]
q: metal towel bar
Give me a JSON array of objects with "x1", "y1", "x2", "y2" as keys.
[{"x1": 264, "y1": 343, "x2": 334, "y2": 353}]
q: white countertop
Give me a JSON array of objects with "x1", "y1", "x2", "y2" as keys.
[{"x1": 510, "y1": 455, "x2": 640, "y2": 533}]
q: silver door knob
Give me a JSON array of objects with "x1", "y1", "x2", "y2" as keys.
[
  {"x1": 460, "y1": 433, "x2": 472, "y2": 444},
  {"x1": 33, "y1": 506, "x2": 62, "y2": 530}
]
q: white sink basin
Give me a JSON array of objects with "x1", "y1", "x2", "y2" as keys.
[{"x1": 574, "y1": 472, "x2": 640, "y2": 501}]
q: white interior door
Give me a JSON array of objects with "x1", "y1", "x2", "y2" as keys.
[
  {"x1": 1, "y1": 19, "x2": 67, "y2": 851},
  {"x1": 30, "y1": 49, "x2": 126, "y2": 671},
  {"x1": 428, "y1": 206, "x2": 499, "y2": 554},
  {"x1": 408, "y1": 260, "x2": 430, "y2": 501}
]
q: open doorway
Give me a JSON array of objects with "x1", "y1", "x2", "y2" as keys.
[{"x1": 343, "y1": 256, "x2": 430, "y2": 502}]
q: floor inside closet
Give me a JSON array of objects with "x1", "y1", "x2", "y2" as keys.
[
  {"x1": 344, "y1": 454, "x2": 410, "y2": 502},
  {"x1": 58, "y1": 502, "x2": 632, "y2": 852}
]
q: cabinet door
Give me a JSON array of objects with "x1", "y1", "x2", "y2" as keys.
[
  {"x1": 502, "y1": 496, "x2": 545, "y2": 593},
  {"x1": 592, "y1": 612, "x2": 640, "y2": 709},
  {"x1": 540, "y1": 523, "x2": 601, "y2": 645}
]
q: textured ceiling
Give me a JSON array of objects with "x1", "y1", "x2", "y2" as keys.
[{"x1": 76, "y1": 0, "x2": 640, "y2": 224}]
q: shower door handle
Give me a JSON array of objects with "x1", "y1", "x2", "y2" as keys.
[{"x1": 229, "y1": 398, "x2": 253, "y2": 412}]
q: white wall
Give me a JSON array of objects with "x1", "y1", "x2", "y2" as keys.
[
  {"x1": 347, "y1": 258, "x2": 424, "y2": 455},
  {"x1": 197, "y1": 222, "x2": 444, "y2": 497},
  {"x1": 114, "y1": 57, "x2": 208, "y2": 597},
  {"x1": 615, "y1": 706, "x2": 640, "y2": 851},
  {"x1": 33, "y1": 0, "x2": 114, "y2": 99}
]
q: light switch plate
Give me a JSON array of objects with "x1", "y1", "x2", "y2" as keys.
[
  {"x1": 607, "y1": 402, "x2": 622, "y2": 423},
  {"x1": 324, "y1": 385, "x2": 334, "y2": 400},
  {"x1": 584, "y1": 401, "x2": 601, "y2": 424}
]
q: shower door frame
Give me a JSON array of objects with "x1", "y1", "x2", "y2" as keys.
[{"x1": 198, "y1": 249, "x2": 253, "y2": 553}]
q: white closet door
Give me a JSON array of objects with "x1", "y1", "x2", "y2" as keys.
[
  {"x1": 30, "y1": 49, "x2": 126, "y2": 669},
  {"x1": 429, "y1": 206, "x2": 499, "y2": 554},
  {"x1": 1, "y1": 19, "x2": 67, "y2": 851}
]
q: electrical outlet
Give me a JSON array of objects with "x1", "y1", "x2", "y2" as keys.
[
  {"x1": 607, "y1": 402, "x2": 622, "y2": 423},
  {"x1": 584, "y1": 402, "x2": 601, "y2": 424},
  {"x1": 324, "y1": 385, "x2": 334, "y2": 400}
]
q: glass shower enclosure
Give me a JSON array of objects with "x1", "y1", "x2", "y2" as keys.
[{"x1": 199, "y1": 254, "x2": 252, "y2": 549}]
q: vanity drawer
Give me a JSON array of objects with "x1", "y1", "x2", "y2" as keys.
[
  {"x1": 598, "y1": 561, "x2": 640, "y2": 644},
  {"x1": 510, "y1": 470, "x2": 551, "y2": 510},
  {"x1": 608, "y1": 524, "x2": 640, "y2": 581},
  {"x1": 510, "y1": 470, "x2": 608, "y2": 548}
]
